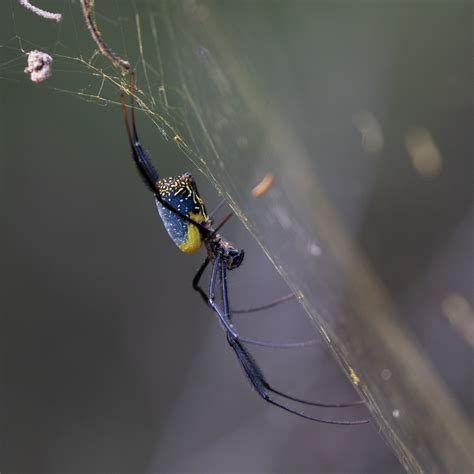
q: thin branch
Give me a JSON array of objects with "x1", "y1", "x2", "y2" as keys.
[
  {"x1": 18, "y1": 0, "x2": 62, "y2": 22},
  {"x1": 80, "y1": 0, "x2": 130, "y2": 73}
]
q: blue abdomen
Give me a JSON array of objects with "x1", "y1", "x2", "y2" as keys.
[{"x1": 155, "y1": 173, "x2": 209, "y2": 253}]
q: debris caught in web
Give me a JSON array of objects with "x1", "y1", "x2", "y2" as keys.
[{"x1": 24, "y1": 50, "x2": 53, "y2": 83}]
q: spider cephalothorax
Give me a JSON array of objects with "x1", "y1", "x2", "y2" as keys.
[{"x1": 206, "y1": 237, "x2": 244, "y2": 270}]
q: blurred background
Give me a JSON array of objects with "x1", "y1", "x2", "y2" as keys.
[{"x1": 0, "y1": 1, "x2": 472, "y2": 473}]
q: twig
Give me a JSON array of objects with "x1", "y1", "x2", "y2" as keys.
[
  {"x1": 80, "y1": 0, "x2": 130, "y2": 73},
  {"x1": 18, "y1": 0, "x2": 62, "y2": 22}
]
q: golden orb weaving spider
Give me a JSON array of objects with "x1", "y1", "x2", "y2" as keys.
[{"x1": 120, "y1": 74, "x2": 368, "y2": 426}]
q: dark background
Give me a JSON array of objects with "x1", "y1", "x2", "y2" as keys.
[{"x1": 0, "y1": 1, "x2": 472, "y2": 473}]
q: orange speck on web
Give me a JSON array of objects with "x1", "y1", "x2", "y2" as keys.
[{"x1": 252, "y1": 173, "x2": 274, "y2": 198}]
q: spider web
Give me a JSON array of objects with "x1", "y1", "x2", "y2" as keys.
[
  {"x1": 1, "y1": 2, "x2": 472, "y2": 473},
  {"x1": 1, "y1": 1, "x2": 215, "y2": 176}
]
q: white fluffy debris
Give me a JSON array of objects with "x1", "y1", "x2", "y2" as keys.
[{"x1": 24, "y1": 50, "x2": 53, "y2": 83}]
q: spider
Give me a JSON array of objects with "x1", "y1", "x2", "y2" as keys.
[{"x1": 120, "y1": 74, "x2": 368, "y2": 426}]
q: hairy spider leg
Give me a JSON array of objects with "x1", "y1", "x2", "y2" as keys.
[{"x1": 219, "y1": 261, "x2": 369, "y2": 423}]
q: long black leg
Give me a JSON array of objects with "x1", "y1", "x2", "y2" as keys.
[
  {"x1": 198, "y1": 199, "x2": 296, "y2": 316},
  {"x1": 206, "y1": 200, "x2": 296, "y2": 316},
  {"x1": 207, "y1": 258, "x2": 318, "y2": 349},
  {"x1": 219, "y1": 264, "x2": 366, "y2": 411},
  {"x1": 232, "y1": 293, "x2": 295, "y2": 314},
  {"x1": 208, "y1": 254, "x2": 237, "y2": 335},
  {"x1": 121, "y1": 76, "x2": 210, "y2": 237},
  {"x1": 220, "y1": 260, "x2": 230, "y2": 320},
  {"x1": 208, "y1": 199, "x2": 227, "y2": 220},
  {"x1": 192, "y1": 257, "x2": 210, "y2": 306},
  {"x1": 226, "y1": 334, "x2": 368, "y2": 424},
  {"x1": 193, "y1": 258, "x2": 314, "y2": 346},
  {"x1": 231, "y1": 293, "x2": 367, "y2": 402},
  {"x1": 267, "y1": 387, "x2": 365, "y2": 408},
  {"x1": 211, "y1": 211, "x2": 234, "y2": 235}
]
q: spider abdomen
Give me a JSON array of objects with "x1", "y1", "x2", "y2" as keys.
[{"x1": 155, "y1": 173, "x2": 209, "y2": 254}]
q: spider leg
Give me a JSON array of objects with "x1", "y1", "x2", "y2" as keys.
[
  {"x1": 208, "y1": 254, "x2": 237, "y2": 335},
  {"x1": 232, "y1": 293, "x2": 295, "y2": 314},
  {"x1": 226, "y1": 334, "x2": 368, "y2": 424},
  {"x1": 193, "y1": 242, "x2": 366, "y2": 411},
  {"x1": 267, "y1": 387, "x2": 365, "y2": 408},
  {"x1": 211, "y1": 211, "x2": 234, "y2": 235},
  {"x1": 192, "y1": 257, "x2": 210, "y2": 307},
  {"x1": 219, "y1": 263, "x2": 365, "y2": 411},
  {"x1": 121, "y1": 75, "x2": 210, "y2": 237},
  {"x1": 120, "y1": 87, "x2": 159, "y2": 194},
  {"x1": 198, "y1": 199, "x2": 298, "y2": 316},
  {"x1": 206, "y1": 256, "x2": 317, "y2": 348},
  {"x1": 206, "y1": 203, "x2": 298, "y2": 315},
  {"x1": 208, "y1": 199, "x2": 227, "y2": 220}
]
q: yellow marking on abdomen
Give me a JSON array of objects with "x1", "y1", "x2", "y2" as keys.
[{"x1": 178, "y1": 212, "x2": 206, "y2": 254}]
